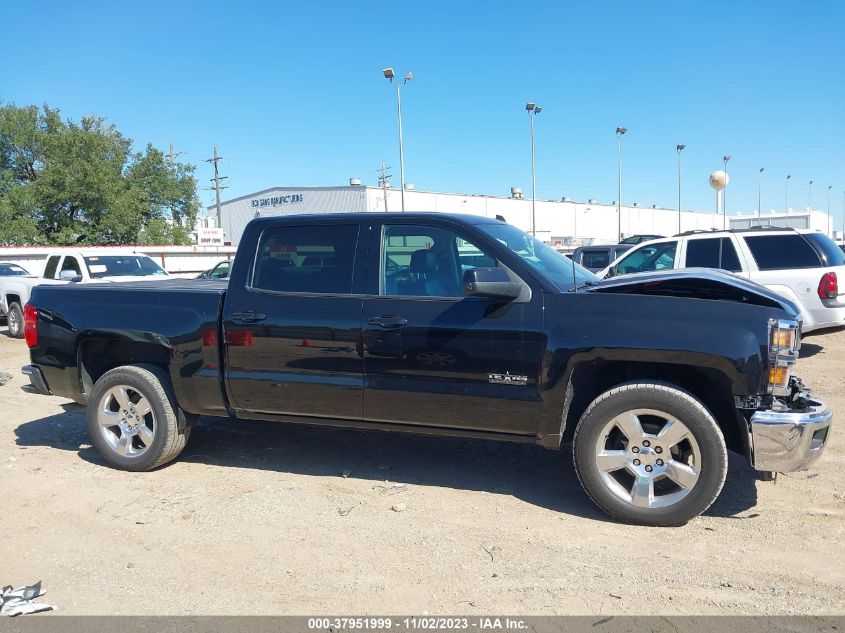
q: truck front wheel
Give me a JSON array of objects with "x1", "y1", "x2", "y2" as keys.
[
  {"x1": 87, "y1": 364, "x2": 191, "y2": 471},
  {"x1": 572, "y1": 381, "x2": 728, "y2": 526}
]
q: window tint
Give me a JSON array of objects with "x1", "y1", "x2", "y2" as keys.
[
  {"x1": 0, "y1": 264, "x2": 29, "y2": 276},
  {"x1": 615, "y1": 241, "x2": 677, "y2": 275},
  {"x1": 252, "y1": 224, "x2": 358, "y2": 294},
  {"x1": 685, "y1": 238, "x2": 742, "y2": 272},
  {"x1": 83, "y1": 255, "x2": 167, "y2": 278},
  {"x1": 43, "y1": 256, "x2": 60, "y2": 279},
  {"x1": 804, "y1": 233, "x2": 845, "y2": 266},
  {"x1": 744, "y1": 234, "x2": 822, "y2": 270},
  {"x1": 210, "y1": 261, "x2": 230, "y2": 278},
  {"x1": 381, "y1": 224, "x2": 496, "y2": 297},
  {"x1": 581, "y1": 250, "x2": 610, "y2": 269},
  {"x1": 60, "y1": 256, "x2": 82, "y2": 275}
]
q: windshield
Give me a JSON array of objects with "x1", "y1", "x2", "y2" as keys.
[
  {"x1": 479, "y1": 222, "x2": 597, "y2": 290},
  {"x1": 83, "y1": 255, "x2": 169, "y2": 278},
  {"x1": 0, "y1": 263, "x2": 30, "y2": 276}
]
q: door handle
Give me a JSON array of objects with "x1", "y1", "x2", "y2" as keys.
[
  {"x1": 368, "y1": 315, "x2": 408, "y2": 329},
  {"x1": 232, "y1": 311, "x2": 267, "y2": 323}
]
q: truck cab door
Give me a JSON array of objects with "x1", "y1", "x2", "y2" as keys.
[
  {"x1": 362, "y1": 220, "x2": 543, "y2": 436},
  {"x1": 222, "y1": 221, "x2": 366, "y2": 420}
]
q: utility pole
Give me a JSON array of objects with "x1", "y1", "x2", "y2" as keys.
[
  {"x1": 376, "y1": 161, "x2": 392, "y2": 212},
  {"x1": 205, "y1": 146, "x2": 228, "y2": 229}
]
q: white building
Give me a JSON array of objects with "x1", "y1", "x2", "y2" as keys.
[{"x1": 207, "y1": 182, "x2": 837, "y2": 247}]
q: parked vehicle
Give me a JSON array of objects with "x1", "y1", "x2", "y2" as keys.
[
  {"x1": 22, "y1": 213, "x2": 831, "y2": 526},
  {"x1": 619, "y1": 234, "x2": 665, "y2": 245},
  {"x1": 571, "y1": 244, "x2": 633, "y2": 273},
  {"x1": 599, "y1": 228, "x2": 845, "y2": 332},
  {"x1": 0, "y1": 263, "x2": 31, "y2": 277},
  {"x1": 196, "y1": 260, "x2": 231, "y2": 280},
  {"x1": 1, "y1": 250, "x2": 169, "y2": 338}
]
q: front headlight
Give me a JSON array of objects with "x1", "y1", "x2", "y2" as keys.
[{"x1": 768, "y1": 319, "x2": 800, "y2": 395}]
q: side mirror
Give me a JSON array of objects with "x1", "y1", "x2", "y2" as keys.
[
  {"x1": 59, "y1": 270, "x2": 83, "y2": 282},
  {"x1": 463, "y1": 267, "x2": 522, "y2": 301}
]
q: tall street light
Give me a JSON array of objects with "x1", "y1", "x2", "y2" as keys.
[
  {"x1": 757, "y1": 168, "x2": 765, "y2": 223},
  {"x1": 828, "y1": 185, "x2": 833, "y2": 236},
  {"x1": 785, "y1": 174, "x2": 791, "y2": 212},
  {"x1": 383, "y1": 67, "x2": 413, "y2": 211},
  {"x1": 616, "y1": 127, "x2": 628, "y2": 242},
  {"x1": 808, "y1": 180, "x2": 814, "y2": 212},
  {"x1": 676, "y1": 144, "x2": 685, "y2": 234},
  {"x1": 526, "y1": 103, "x2": 542, "y2": 236},
  {"x1": 722, "y1": 155, "x2": 731, "y2": 228}
]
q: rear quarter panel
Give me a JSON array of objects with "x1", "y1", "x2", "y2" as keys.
[{"x1": 28, "y1": 281, "x2": 228, "y2": 415}]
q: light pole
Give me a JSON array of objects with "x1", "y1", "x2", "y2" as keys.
[
  {"x1": 676, "y1": 144, "x2": 685, "y2": 233},
  {"x1": 526, "y1": 103, "x2": 542, "y2": 236},
  {"x1": 383, "y1": 67, "x2": 413, "y2": 211},
  {"x1": 616, "y1": 127, "x2": 627, "y2": 242},
  {"x1": 785, "y1": 174, "x2": 791, "y2": 212},
  {"x1": 757, "y1": 168, "x2": 765, "y2": 223},
  {"x1": 808, "y1": 180, "x2": 814, "y2": 212},
  {"x1": 827, "y1": 185, "x2": 833, "y2": 237},
  {"x1": 722, "y1": 155, "x2": 731, "y2": 228}
]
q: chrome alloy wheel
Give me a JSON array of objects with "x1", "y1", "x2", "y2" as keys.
[
  {"x1": 97, "y1": 385, "x2": 155, "y2": 458},
  {"x1": 7, "y1": 309, "x2": 20, "y2": 334},
  {"x1": 594, "y1": 409, "x2": 701, "y2": 509}
]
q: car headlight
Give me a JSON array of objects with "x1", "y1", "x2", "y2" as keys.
[{"x1": 768, "y1": 319, "x2": 800, "y2": 396}]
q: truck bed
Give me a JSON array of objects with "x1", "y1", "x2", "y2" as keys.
[{"x1": 28, "y1": 279, "x2": 229, "y2": 416}]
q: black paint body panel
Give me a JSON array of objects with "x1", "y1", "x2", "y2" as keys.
[{"x1": 26, "y1": 213, "x2": 800, "y2": 452}]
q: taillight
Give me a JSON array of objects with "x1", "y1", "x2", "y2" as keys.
[
  {"x1": 817, "y1": 272, "x2": 838, "y2": 300},
  {"x1": 23, "y1": 303, "x2": 38, "y2": 347}
]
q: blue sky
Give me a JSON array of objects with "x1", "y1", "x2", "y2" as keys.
[{"x1": 2, "y1": 0, "x2": 843, "y2": 219}]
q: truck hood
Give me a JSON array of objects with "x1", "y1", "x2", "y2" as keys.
[{"x1": 583, "y1": 268, "x2": 802, "y2": 319}]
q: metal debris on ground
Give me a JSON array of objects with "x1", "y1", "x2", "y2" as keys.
[
  {"x1": 373, "y1": 483, "x2": 408, "y2": 496},
  {"x1": 1, "y1": 581, "x2": 55, "y2": 616}
]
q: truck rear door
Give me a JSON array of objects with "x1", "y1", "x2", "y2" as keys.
[{"x1": 222, "y1": 220, "x2": 366, "y2": 419}]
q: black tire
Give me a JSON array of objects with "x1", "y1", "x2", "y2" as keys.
[
  {"x1": 572, "y1": 381, "x2": 728, "y2": 526},
  {"x1": 7, "y1": 302, "x2": 24, "y2": 338},
  {"x1": 87, "y1": 364, "x2": 191, "y2": 471}
]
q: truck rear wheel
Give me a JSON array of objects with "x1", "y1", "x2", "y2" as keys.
[
  {"x1": 87, "y1": 364, "x2": 191, "y2": 471},
  {"x1": 572, "y1": 381, "x2": 728, "y2": 526},
  {"x1": 7, "y1": 302, "x2": 24, "y2": 338}
]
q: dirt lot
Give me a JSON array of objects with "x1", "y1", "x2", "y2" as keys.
[{"x1": 1, "y1": 325, "x2": 843, "y2": 615}]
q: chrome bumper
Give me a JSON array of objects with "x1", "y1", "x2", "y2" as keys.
[{"x1": 751, "y1": 395, "x2": 832, "y2": 472}]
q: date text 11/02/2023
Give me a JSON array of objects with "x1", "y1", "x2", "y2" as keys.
[{"x1": 307, "y1": 618, "x2": 529, "y2": 630}]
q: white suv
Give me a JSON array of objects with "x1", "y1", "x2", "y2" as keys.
[{"x1": 599, "y1": 228, "x2": 845, "y2": 332}]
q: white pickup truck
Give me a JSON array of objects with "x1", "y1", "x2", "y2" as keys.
[
  {"x1": 0, "y1": 250, "x2": 170, "y2": 338},
  {"x1": 599, "y1": 227, "x2": 845, "y2": 332}
]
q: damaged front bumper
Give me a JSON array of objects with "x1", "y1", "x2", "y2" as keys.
[{"x1": 749, "y1": 377, "x2": 832, "y2": 472}]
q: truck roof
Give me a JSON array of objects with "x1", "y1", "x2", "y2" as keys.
[{"x1": 247, "y1": 212, "x2": 505, "y2": 226}]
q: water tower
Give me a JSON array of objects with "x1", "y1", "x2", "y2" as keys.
[{"x1": 709, "y1": 170, "x2": 730, "y2": 228}]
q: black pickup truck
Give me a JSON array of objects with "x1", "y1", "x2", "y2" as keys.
[{"x1": 21, "y1": 213, "x2": 832, "y2": 525}]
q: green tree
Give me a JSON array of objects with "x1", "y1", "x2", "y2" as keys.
[{"x1": 0, "y1": 101, "x2": 200, "y2": 246}]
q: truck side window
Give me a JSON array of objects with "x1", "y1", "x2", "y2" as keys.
[
  {"x1": 615, "y1": 241, "x2": 677, "y2": 275},
  {"x1": 60, "y1": 256, "x2": 82, "y2": 276},
  {"x1": 252, "y1": 224, "x2": 358, "y2": 294},
  {"x1": 381, "y1": 225, "x2": 496, "y2": 297},
  {"x1": 581, "y1": 249, "x2": 610, "y2": 269},
  {"x1": 743, "y1": 234, "x2": 822, "y2": 270},
  {"x1": 43, "y1": 255, "x2": 61, "y2": 279},
  {"x1": 686, "y1": 237, "x2": 742, "y2": 272}
]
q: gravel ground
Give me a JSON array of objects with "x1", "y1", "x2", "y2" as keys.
[{"x1": 1, "y1": 324, "x2": 843, "y2": 615}]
